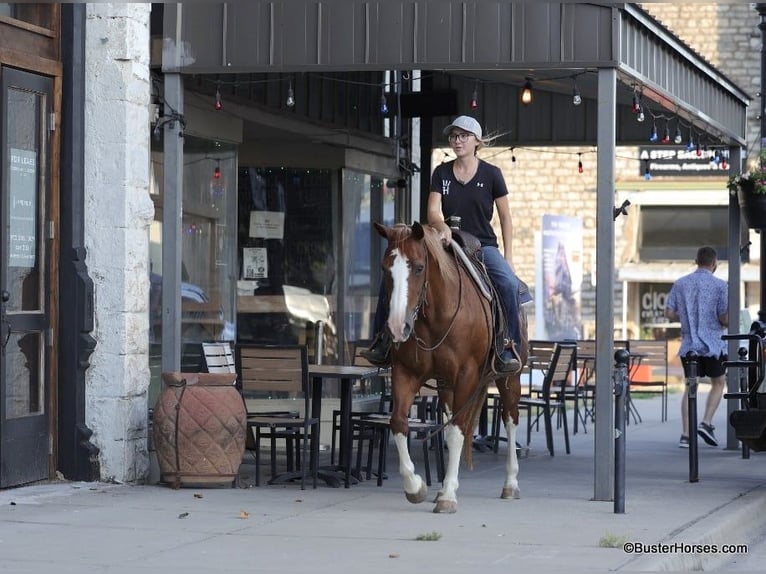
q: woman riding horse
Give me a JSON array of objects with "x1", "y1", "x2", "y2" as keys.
[{"x1": 374, "y1": 221, "x2": 528, "y2": 513}]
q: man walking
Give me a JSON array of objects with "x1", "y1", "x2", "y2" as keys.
[{"x1": 664, "y1": 246, "x2": 728, "y2": 448}]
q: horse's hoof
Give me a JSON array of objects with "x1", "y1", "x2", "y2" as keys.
[
  {"x1": 432, "y1": 491, "x2": 444, "y2": 503},
  {"x1": 501, "y1": 486, "x2": 520, "y2": 499},
  {"x1": 433, "y1": 499, "x2": 458, "y2": 514},
  {"x1": 405, "y1": 482, "x2": 428, "y2": 504}
]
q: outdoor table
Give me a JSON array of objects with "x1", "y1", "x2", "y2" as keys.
[{"x1": 309, "y1": 364, "x2": 390, "y2": 488}]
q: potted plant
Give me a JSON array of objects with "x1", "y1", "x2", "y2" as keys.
[{"x1": 728, "y1": 149, "x2": 766, "y2": 229}]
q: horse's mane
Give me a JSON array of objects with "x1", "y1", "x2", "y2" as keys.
[{"x1": 389, "y1": 223, "x2": 458, "y2": 286}]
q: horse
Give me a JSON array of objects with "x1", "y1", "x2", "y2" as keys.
[{"x1": 374, "y1": 221, "x2": 528, "y2": 514}]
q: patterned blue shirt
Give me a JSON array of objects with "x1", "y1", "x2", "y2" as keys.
[{"x1": 665, "y1": 268, "x2": 728, "y2": 357}]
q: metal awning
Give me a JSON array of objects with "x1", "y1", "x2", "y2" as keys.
[{"x1": 160, "y1": 1, "x2": 750, "y2": 501}]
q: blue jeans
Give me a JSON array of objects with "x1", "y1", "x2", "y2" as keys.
[
  {"x1": 481, "y1": 246, "x2": 522, "y2": 349},
  {"x1": 371, "y1": 245, "x2": 521, "y2": 348}
]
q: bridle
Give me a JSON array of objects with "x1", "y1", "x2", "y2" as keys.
[{"x1": 410, "y1": 238, "x2": 464, "y2": 353}]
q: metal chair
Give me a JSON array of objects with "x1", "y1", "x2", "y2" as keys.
[
  {"x1": 627, "y1": 339, "x2": 669, "y2": 422},
  {"x1": 236, "y1": 344, "x2": 319, "y2": 489},
  {"x1": 518, "y1": 342, "x2": 577, "y2": 456}
]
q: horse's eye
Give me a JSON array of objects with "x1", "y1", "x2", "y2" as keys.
[{"x1": 413, "y1": 264, "x2": 425, "y2": 276}]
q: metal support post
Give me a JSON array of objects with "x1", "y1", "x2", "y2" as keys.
[
  {"x1": 738, "y1": 346, "x2": 751, "y2": 459},
  {"x1": 613, "y1": 349, "x2": 630, "y2": 514},
  {"x1": 686, "y1": 352, "x2": 699, "y2": 483}
]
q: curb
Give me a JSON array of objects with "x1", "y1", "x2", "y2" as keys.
[{"x1": 619, "y1": 484, "x2": 766, "y2": 571}]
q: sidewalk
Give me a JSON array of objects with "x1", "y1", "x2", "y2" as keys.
[{"x1": 1, "y1": 392, "x2": 765, "y2": 573}]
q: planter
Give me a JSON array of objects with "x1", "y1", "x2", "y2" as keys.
[
  {"x1": 737, "y1": 183, "x2": 766, "y2": 229},
  {"x1": 153, "y1": 372, "x2": 246, "y2": 488}
]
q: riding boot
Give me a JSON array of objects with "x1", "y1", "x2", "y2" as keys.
[
  {"x1": 360, "y1": 331, "x2": 392, "y2": 367},
  {"x1": 495, "y1": 341, "x2": 522, "y2": 375}
]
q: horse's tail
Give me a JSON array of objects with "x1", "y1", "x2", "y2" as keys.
[{"x1": 461, "y1": 383, "x2": 489, "y2": 469}]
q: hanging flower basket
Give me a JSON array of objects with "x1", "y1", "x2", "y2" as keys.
[
  {"x1": 736, "y1": 180, "x2": 766, "y2": 230},
  {"x1": 729, "y1": 151, "x2": 766, "y2": 230}
]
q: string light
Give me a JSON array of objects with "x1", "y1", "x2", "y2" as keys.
[
  {"x1": 649, "y1": 123, "x2": 658, "y2": 142},
  {"x1": 213, "y1": 161, "x2": 221, "y2": 180},
  {"x1": 674, "y1": 124, "x2": 683, "y2": 145},
  {"x1": 577, "y1": 153, "x2": 583, "y2": 173},
  {"x1": 636, "y1": 107, "x2": 645, "y2": 123},
  {"x1": 521, "y1": 80, "x2": 533, "y2": 105},
  {"x1": 686, "y1": 130, "x2": 695, "y2": 152},
  {"x1": 572, "y1": 82, "x2": 582, "y2": 106},
  {"x1": 214, "y1": 85, "x2": 222, "y2": 110},
  {"x1": 470, "y1": 80, "x2": 479, "y2": 110},
  {"x1": 286, "y1": 80, "x2": 295, "y2": 108},
  {"x1": 644, "y1": 160, "x2": 652, "y2": 181},
  {"x1": 661, "y1": 123, "x2": 671, "y2": 144},
  {"x1": 380, "y1": 90, "x2": 389, "y2": 115},
  {"x1": 511, "y1": 147, "x2": 516, "y2": 163},
  {"x1": 632, "y1": 89, "x2": 641, "y2": 113}
]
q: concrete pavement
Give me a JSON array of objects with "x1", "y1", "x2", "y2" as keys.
[{"x1": 1, "y1": 391, "x2": 765, "y2": 573}]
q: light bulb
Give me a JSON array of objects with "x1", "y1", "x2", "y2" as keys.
[
  {"x1": 674, "y1": 127, "x2": 683, "y2": 145},
  {"x1": 213, "y1": 166, "x2": 221, "y2": 179},
  {"x1": 649, "y1": 125, "x2": 658, "y2": 142},
  {"x1": 521, "y1": 80, "x2": 533, "y2": 105},
  {"x1": 578, "y1": 161, "x2": 583, "y2": 174},
  {"x1": 214, "y1": 88, "x2": 222, "y2": 111},
  {"x1": 637, "y1": 109, "x2": 645, "y2": 123},
  {"x1": 632, "y1": 92, "x2": 641, "y2": 113},
  {"x1": 573, "y1": 88, "x2": 582, "y2": 106},
  {"x1": 661, "y1": 127, "x2": 670, "y2": 144},
  {"x1": 470, "y1": 84, "x2": 479, "y2": 110},
  {"x1": 286, "y1": 82, "x2": 295, "y2": 108},
  {"x1": 380, "y1": 93, "x2": 389, "y2": 115}
]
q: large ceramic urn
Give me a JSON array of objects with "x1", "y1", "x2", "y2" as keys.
[{"x1": 153, "y1": 372, "x2": 246, "y2": 488}]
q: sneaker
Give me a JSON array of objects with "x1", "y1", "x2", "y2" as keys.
[
  {"x1": 697, "y1": 422, "x2": 718, "y2": 447},
  {"x1": 679, "y1": 435, "x2": 689, "y2": 448}
]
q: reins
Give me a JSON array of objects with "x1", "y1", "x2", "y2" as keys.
[{"x1": 413, "y1": 245, "x2": 463, "y2": 353}]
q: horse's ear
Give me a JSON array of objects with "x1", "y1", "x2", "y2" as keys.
[
  {"x1": 412, "y1": 221, "x2": 424, "y2": 240},
  {"x1": 373, "y1": 222, "x2": 388, "y2": 239}
]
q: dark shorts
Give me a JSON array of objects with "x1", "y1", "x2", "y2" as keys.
[{"x1": 681, "y1": 353, "x2": 727, "y2": 379}]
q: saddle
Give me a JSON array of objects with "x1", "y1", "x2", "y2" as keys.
[{"x1": 448, "y1": 230, "x2": 510, "y2": 364}]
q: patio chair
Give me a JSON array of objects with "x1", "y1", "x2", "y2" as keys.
[
  {"x1": 627, "y1": 339, "x2": 669, "y2": 422},
  {"x1": 518, "y1": 342, "x2": 577, "y2": 456},
  {"x1": 236, "y1": 344, "x2": 319, "y2": 489}
]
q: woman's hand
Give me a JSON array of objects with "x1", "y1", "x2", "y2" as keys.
[{"x1": 435, "y1": 221, "x2": 452, "y2": 245}]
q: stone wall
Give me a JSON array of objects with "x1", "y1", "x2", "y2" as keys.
[{"x1": 84, "y1": 3, "x2": 154, "y2": 483}]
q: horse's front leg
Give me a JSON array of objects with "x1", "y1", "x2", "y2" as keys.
[
  {"x1": 496, "y1": 374, "x2": 522, "y2": 499},
  {"x1": 433, "y1": 423, "x2": 463, "y2": 514},
  {"x1": 390, "y1": 394, "x2": 428, "y2": 504},
  {"x1": 501, "y1": 418, "x2": 520, "y2": 499}
]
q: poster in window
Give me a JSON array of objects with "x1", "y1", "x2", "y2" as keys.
[
  {"x1": 540, "y1": 214, "x2": 583, "y2": 340},
  {"x1": 8, "y1": 148, "x2": 37, "y2": 268},
  {"x1": 249, "y1": 210, "x2": 284, "y2": 239},
  {"x1": 243, "y1": 247, "x2": 268, "y2": 279}
]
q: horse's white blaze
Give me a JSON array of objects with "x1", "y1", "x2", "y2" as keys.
[
  {"x1": 439, "y1": 424, "x2": 464, "y2": 502},
  {"x1": 394, "y1": 432, "x2": 423, "y2": 495},
  {"x1": 387, "y1": 248, "x2": 410, "y2": 341},
  {"x1": 503, "y1": 420, "x2": 519, "y2": 492}
]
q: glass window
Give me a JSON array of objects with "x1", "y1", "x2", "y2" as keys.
[
  {"x1": 149, "y1": 136, "x2": 237, "y2": 404},
  {"x1": 236, "y1": 167, "x2": 337, "y2": 364}
]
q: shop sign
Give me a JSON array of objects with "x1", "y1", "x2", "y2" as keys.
[
  {"x1": 639, "y1": 283, "x2": 672, "y2": 327},
  {"x1": 638, "y1": 146, "x2": 728, "y2": 177}
]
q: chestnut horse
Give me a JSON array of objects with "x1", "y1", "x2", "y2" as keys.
[{"x1": 374, "y1": 221, "x2": 528, "y2": 513}]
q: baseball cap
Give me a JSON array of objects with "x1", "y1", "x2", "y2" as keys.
[{"x1": 443, "y1": 115, "x2": 482, "y2": 140}]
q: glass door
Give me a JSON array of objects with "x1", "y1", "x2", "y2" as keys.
[{"x1": 0, "y1": 67, "x2": 53, "y2": 487}]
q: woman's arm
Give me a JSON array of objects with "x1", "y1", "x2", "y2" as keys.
[
  {"x1": 427, "y1": 190, "x2": 451, "y2": 244},
  {"x1": 496, "y1": 195, "x2": 514, "y2": 269}
]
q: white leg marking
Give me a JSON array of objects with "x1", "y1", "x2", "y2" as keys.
[
  {"x1": 503, "y1": 420, "x2": 520, "y2": 497},
  {"x1": 440, "y1": 424, "x2": 464, "y2": 503},
  {"x1": 387, "y1": 249, "x2": 410, "y2": 341},
  {"x1": 394, "y1": 432, "x2": 423, "y2": 495}
]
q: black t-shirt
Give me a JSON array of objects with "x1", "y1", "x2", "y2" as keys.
[{"x1": 430, "y1": 159, "x2": 509, "y2": 247}]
